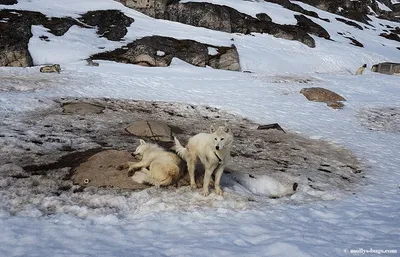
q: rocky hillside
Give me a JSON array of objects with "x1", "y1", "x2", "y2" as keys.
[{"x1": 1, "y1": 0, "x2": 399, "y2": 70}]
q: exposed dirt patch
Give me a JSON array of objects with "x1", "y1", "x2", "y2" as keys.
[
  {"x1": 357, "y1": 107, "x2": 400, "y2": 133},
  {"x1": 0, "y1": 98, "x2": 364, "y2": 215}
]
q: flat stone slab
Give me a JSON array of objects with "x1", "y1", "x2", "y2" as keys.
[
  {"x1": 300, "y1": 87, "x2": 346, "y2": 109},
  {"x1": 62, "y1": 102, "x2": 105, "y2": 115},
  {"x1": 72, "y1": 150, "x2": 148, "y2": 190},
  {"x1": 126, "y1": 120, "x2": 173, "y2": 142}
]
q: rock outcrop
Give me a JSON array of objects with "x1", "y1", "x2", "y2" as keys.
[
  {"x1": 296, "y1": 0, "x2": 374, "y2": 24},
  {"x1": 115, "y1": 1, "x2": 316, "y2": 47},
  {"x1": 91, "y1": 36, "x2": 241, "y2": 71},
  {"x1": 0, "y1": 10, "x2": 77, "y2": 67},
  {"x1": 79, "y1": 10, "x2": 134, "y2": 41},
  {"x1": 371, "y1": 62, "x2": 400, "y2": 75},
  {"x1": 0, "y1": 0, "x2": 17, "y2": 5},
  {"x1": 295, "y1": 14, "x2": 330, "y2": 39},
  {"x1": 0, "y1": 9, "x2": 133, "y2": 67}
]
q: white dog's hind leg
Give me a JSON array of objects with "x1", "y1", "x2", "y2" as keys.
[{"x1": 131, "y1": 171, "x2": 148, "y2": 184}]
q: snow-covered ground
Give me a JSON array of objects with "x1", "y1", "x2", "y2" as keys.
[{"x1": 1, "y1": 0, "x2": 400, "y2": 256}]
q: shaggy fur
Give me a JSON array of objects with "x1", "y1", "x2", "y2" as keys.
[
  {"x1": 174, "y1": 125, "x2": 233, "y2": 196},
  {"x1": 121, "y1": 139, "x2": 184, "y2": 188}
]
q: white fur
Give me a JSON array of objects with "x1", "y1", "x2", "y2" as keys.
[
  {"x1": 126, "y1": 139, "x2": 183, "y2": 188},
  {"x1": 174, "y1": 125, "x2": 233, "y2": 196}
]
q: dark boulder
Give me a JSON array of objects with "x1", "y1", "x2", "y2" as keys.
[
  {"x1": 295, "y1": 14, "x2": 330, "y2": 39},
  {"x1": 344, "y1": 36, "x2": 364, "y2": 47},
  {"x1": 91, "y1": 35, "x2": 241, "y2": 70},
  {"x1": 256, "y1": 13, "x2": 272, "y2": 22},
  {"x1": 335, "y1": 17, "x2": 363, "y2": 30},
  {"x1": 296, "y1": 0, "x2": 373, "y2": 24},
  {"x1": 379, "y1": 32, "x2": 400, "y2": 42},
  {"x1": 79, "y1": 10, "x2": 134, "y2": 41},
  {"x1": 0, "y1": 0, "x2": 17, "y2": 4},
  {"x1": 0, "y1": 10, "x2": 79, "y2": 67},
  {"x1": 0, "y1": 9, "x2": 133, "y2": 67},
  {"x1": 264, "y1": 0, "x2": 330, "y2": 22},
  {"x1": 117, "y1": 1, "x2": 316, "y2": 47}
]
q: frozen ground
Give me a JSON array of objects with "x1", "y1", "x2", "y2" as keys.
[{"x1": 1, "y1": 0, "x2": 400, "y2": 256}]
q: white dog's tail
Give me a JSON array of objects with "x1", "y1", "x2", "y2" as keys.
[{"x1": 173, "y1": 136, "x2": 188, "y2": 161}]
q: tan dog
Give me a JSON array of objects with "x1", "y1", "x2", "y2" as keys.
[
  {"x1": 120, "y1": 139, "x2": 183, "y2": 188},
  {"x1": 40, "y1": 64, "x2": 61, "y2": 73},
  {"x1": 174, "y1": 125, "x2": 233, "y2": 196},
  {"x1": 355, "y1": 64, "x2": 367, "y2": 75}
]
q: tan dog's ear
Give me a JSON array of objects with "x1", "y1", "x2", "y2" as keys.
[
  {"x1": 210, "y1": 124, "x2": 216, "y2": 133},
  {"x1": 139, "y1": 139, "x2": 146, "y2": 145}
]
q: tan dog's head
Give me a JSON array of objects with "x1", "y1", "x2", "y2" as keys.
[
  {"x1": 210, "y1": 125, "x2": 233, "y2": 151},
  {"x1": 132, "y1": 139, "x2": 150, "y2": 160}
]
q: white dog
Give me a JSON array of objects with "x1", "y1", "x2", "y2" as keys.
[
  {"x1": 119, "y1": 139, "x2": 183, "y2": 188},
  {"x1": 174, "y1": 125, "x2": 233, "y2": 196}
]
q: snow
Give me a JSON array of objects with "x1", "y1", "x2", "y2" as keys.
[
  {"x1": 156, "y1": 50, "x2": 166, "y2": 57},
  {"x1": 208, "y1": 47, "x2": 219, "y2": 55},
  {"x1": 377, "y1": 1, "x2": 393, "y2": 11},
  {"x1": 1, "y1": 0, "x2": 400, "y2": 256}
]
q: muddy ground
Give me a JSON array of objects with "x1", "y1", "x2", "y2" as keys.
[{"x1": 0, "y1": 98, "x2": 364, "y2": 215}]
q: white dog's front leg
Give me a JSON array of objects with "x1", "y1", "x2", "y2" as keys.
[
  {"x1": 128, "y1": 160, "x2": 150, "y2": 172},
  {"x1": 202, "y1": 164, "x2": 218, "y2": 196},
  {"x1": 214, "y1": 165, "x2": 225, "y2": 195}
]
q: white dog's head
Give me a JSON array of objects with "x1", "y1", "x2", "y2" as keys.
[
  {"x1": 132, "y1": 139, "x2": 150, "y2": 160},
  {"x1": 210, "y1": 125, "x2": 233, "y2": 151}
]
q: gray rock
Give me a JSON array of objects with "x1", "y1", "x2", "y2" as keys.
[
  {"x1": 295, "y1": 0, "x2": 377, "y2": 24},
  {"x1": 126, "y1": 120, "x2": 173, "y2": 142},
  {"x1": 79, "y1": 10, "x2": 134, "y2": 41},
  {"x1": 256, "y1": 13, "x2": 272, "y2": 22},
  {"x1": 0, "y1": 9, "x2": 133, "y2": 67},
  {"x1": 62, "y1": 102, "x2": 105, "y2": 115},
  {"x1": 116, "y1": 1, "x2": 316, "y2": 47},
  {"x1": 371, "y1": 62, "x2": 400, "y2": 75},
  {"x1": 295, "y1": 14, "x2": 330, "y2": 39},
  {"x1": 0, "y1": 0, "x2": 18, "y2": 5},
  {"x1": 91, "y1": 36, "x2": 241, "y2": 70},
  {"x1": 300, "y1": 87, "x2": 346, "y2": 109},
  {"x1": 208, "y1": 45, "x2": 241, "y2": 71}
]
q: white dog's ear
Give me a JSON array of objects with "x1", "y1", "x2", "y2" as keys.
[
  {"x1": 139, "y1": 139, "x2": 146, "y2": 145},
  {"x1": 210, "y1": 124, "x2": 216, "y2": 133},
  {"x1": 224, "y1": 126, "x2": 230, "y2": 133}
]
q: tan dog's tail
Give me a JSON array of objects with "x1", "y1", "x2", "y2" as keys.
[{"x1": 173, "y1": 136, "x2": 188, "y2": 161}]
